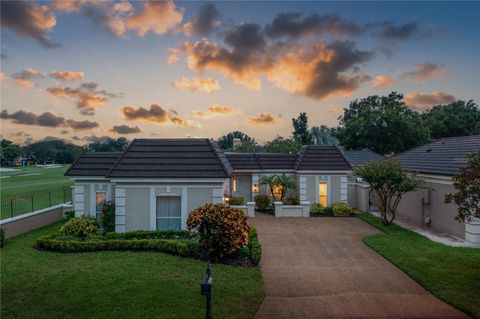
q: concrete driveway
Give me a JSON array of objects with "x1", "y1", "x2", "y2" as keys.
[{"x1": 250, "y1": 214, "x2": 468, "y2": 319}]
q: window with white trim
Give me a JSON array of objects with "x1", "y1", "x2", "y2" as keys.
[
  {"x1": 156, "y1": 196, "x2": 181, "y2": 230},
  {"x1": 95, "y1": 191, "x2": 106, "y2": 219},
  {"x1": 319, "y1": 180, "x2": 327, "y2": 207}
]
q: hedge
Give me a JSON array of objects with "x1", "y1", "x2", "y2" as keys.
[
  {"x1": 35, "y1": 235, "x2": 203, "y2": 257},
  {"x1": 104, "y1": 230, "x2": 198, "y2": 240},
  {"x1": 248, "y1": 227, "x2": 262, "y2": 266}
]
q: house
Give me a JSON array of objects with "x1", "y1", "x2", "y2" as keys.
[
  {"x1": 342, "y1": 149, "x2": 385, "y2": 168},
  {"x1": 393, "y1": 135, "x2": 480, "y2": 243},
  {"x1": 66, "y1": 139, "x2": 352, "y2": 232}
]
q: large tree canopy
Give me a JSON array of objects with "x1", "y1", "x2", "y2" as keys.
[
  {"x1": 264, "y1": 136, "x2": 301, "y2": 153},
  {"x1": 24, "y1": 139, "x2": 85, "y2": 164},
  {"x1": 292, "y1": 113, "x2": 313, "y2": 145},
  {"x1": 421, "y1": 100, "x2": 480, "y2": 139},
  {"x1": 333, "y1": 92, "x2": 430, "y2": 154},
  {"x1": 88, "y1": 137, "x2": 129, "y2": 152},
  {"x1": 216, "y1": 131, "x2": 256, "y2": 151},
  {"x1": 0, "y1": 138, "x2": 22, "y2": 166},
  {"x1": 310, "y1": 125, "x2": 339, "y2": 146}
]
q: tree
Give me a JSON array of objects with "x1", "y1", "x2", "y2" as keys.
[
  {"x1": 264, "y1": 136, "x2": 301, "y2": 153},
  {"x1": 275, "y1": 174, "x2": 297, "y2": 201},
  {"x1": 292, "y1": 113, "x2": 313, "y2": 145},
  {"x1": 445, "y1": 152, "x2": 480, "y2": 222},
  {"x1": 88, "y1": 137, "x2": 129, "y2": 152},
  {"x1": 23, "y1": 139, "x2": 84, "y2": 164},
  {"x1": 260, "y1": 175, "x2": 278, "y2": 200},
  {"x1": 216, "y1": 131, "x2": 257, "y2": 151},
  {"x1": 356, "y1": 159, "x2": 417, "y2": 225},
  {"x1": 421, "y1": 100, "x2": 480, "y2": 139},
  {"x1": 0, "y1": 139, "x2": 22, "y2": 166},
  {"x1": 333, "y1": 92, "x2": 430, "y2": 154},
  {"x1": 310, "y1": 125, "x2": 339, "y2": 146}
]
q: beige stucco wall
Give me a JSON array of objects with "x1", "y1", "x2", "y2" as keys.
[
  {"x1": 301, "y1": 174, "x2": 348, "y2": 205},
  {"x1": 125, "y1": 188, "x2": 150, "y2": 231},
  {"x1": 187, "y1": 188, "x2": 214, "y2": 212}
]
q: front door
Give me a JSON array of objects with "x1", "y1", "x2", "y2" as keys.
[{"x1": 156, "y1": 196, "x2": 181, "y2": 230}]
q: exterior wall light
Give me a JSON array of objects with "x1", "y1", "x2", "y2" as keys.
[{"x1": 252, "y1": 183, "x2": 259, "y2": 193}]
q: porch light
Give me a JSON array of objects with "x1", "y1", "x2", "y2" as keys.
[
  {"x1": 252, "y1": 183, "x2": 259, "y2": 193},
  {"x1": 223, "y1": 195, "x2": 230, "y2": 203}
]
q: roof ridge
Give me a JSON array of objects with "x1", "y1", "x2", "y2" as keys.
[
  {"x1": 64, "y1": 150, "x2": 88, "y2": 177},
  {"x1": 207, "y1": 139, "x2": 232, "y2": 177},
  {"x1": 335, "y1": 145, "x2": 353, "y2": 170},
  {"x1": 106, "y1": 138, "x2": 137, "y2": 178},
  {"x1": 253, "y1": 153, "x2": 264, "y2": 170}
]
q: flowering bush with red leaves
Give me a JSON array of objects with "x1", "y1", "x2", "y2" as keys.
[{"x1": 187, "y1": 204, "x2": 250, "y2": 260}]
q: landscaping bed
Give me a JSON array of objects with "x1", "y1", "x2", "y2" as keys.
[
  {"x1": 359, "y1": 212, "x2": 480, "y2": 318},
  {"x1": 1, "y1": 222, "x2": 264, "y2": 319}
]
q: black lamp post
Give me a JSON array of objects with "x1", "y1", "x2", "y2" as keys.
[{"x1": 201, "y1": 262, "x2": 213, "y2": 319}]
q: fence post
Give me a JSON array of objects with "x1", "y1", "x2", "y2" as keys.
[
  {"x1": 63, "y1": 189, "x2": 66, "y2": 203},
  {"x1": 11, "y1": 198, "x2": 14, "y2": 218},
  {"x1": 49, "y1": 192, "x2": 52, "y2": 207},
  {"x1": 32, "y1": 195, "x2": 34, "y2": 212}
]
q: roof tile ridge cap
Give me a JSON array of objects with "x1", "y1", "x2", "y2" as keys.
[
  {"x1": 253, "y1": 153, "x2": 263, "y2": 170},
  {"x1": 64, "y1": 149, "x2": 88, "y2": 176},
  {"x1": 207, "y1": 139, "x2": 231, "y2": 177},
  {"x1": 334, "y1": 145, "x2": 353, "y2": 170},
  {"x1": 294, "y1": 145, "x2": 308, "y2": 170},
  {"x1": 106, "y1": 138, "x2": 137, "y2": 178}
]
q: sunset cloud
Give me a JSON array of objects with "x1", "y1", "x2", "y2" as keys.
[
  {"x1": 65, "y1": 119, "x2": 99, "y2": 130},
  {"x1": 1, "y1": 110, "x2": 65, "y2": 127},
  {"x1": 125, "y1": 1, "x2": 184, "y2": 37},
  {"x1": 372, "y1": 74, "x2": 396, "y2": 89},
  {"x1": 11, "y1": 68, "x2": 44, "y2": 89},
  {"x1": 1, "y1": 1, "x2": 58, "y2": 48},
  {"x1": 169, "y1": 23, "x2": 373, "y2": 99},
  {"x1": 191, "y1": 104, "x2": 242, "y2": 118},
  {"x1": 110, "y1": 124, "x2": 141, "y2": 134},
  {"x1": 265, "y1": 12, "x2": 363, "y2": 38},
  {"x1": 247, "y1": 112, "x2": 276, "y2": 125},
  {"x1": 401, "y1": 62, "x2": 446, "y2": 80},
  {"x1": 122, "y1": 104, "x2": 193, "y2": 127},
  {"x1": 47, "y1": 82, "x2": 120, "y2": 115},
  {"x1": 183, "y1": 3, "x2": 220, "y2": 36},
  {"x1": 405, "y1": 91, "x2": 456, "y2": 111},
  {"x1": 50, "y1": 70, "x2": 85, "y2": 81},
  {"x1": 173, "y1": 77, "x2": 221, "y2": 93}
]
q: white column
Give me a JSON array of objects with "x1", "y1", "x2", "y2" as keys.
[
  {"x1": 299, "y1": 175, "x2": 307, "y2": 201},
  {"x1": 252, "y1": 174, "x2": 259, "y2": 199},
  {"x1": 340, "y1": 176, "x2": 348, "y2": 203},
  {"x1": 115, "y1": 187, "x2": 126, "y2": 233},
  {"x1": 74, "y1": 185, "x2": 85, "y2": 217}
]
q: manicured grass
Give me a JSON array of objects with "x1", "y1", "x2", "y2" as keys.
[
  {"x1": 0, "y1": 222, "x2": 264, "y2": 319},
  {"x1": 359, "y1": 212, "x2": 480, "y2": 318},
  {"x1": 1, "y1": 166, "x2": 73, "y2": 219}
]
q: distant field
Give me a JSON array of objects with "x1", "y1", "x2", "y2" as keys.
[{"x1": 0, "y1": 165, "x2": 73, "y2": 219}]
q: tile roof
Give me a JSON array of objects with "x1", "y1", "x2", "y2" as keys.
[
  {"x1": 225, "y1": 153, "x2": 297, "y2": 170},
  {"x1": 294, "y1": 145, "x2": 352, "y2": 171},
  {"x1": 342, "y1": 149, "x2": 384, "y2": 166},
  {"x1": 106, "y1": 139, "x2": 232, "y2": 178},
  {"x1": 65, "y1": 152, "x2": 122, "y2": 177},
  {"x1": 395, "y1": 135, "x2": 480, "y2": 176}
]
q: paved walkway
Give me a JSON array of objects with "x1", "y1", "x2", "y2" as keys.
[{"x1": 250, "y1": 214, "x2": 468, "y2": 319}]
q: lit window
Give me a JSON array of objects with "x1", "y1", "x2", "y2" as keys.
[
  {"x1": 319, "y1": 181, "x2": 327, "y2": 207},
  {"x1": 96, "y1": 191, "x2": 106, "y2": 213},
  {"x1": 232, "y1": 178, "x2": 237, "y2": 192}
]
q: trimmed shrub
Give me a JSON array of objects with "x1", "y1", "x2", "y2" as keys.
[
  {"x1": 332, "y1": 202, "x2": 353, "y2": 217},
  {"x1": 35, "y1": 235, "x2": 203, "y2": 257},
  {"x1": 229, "y1": 196, "x2": 245, "y2": 205},
  {"x1": 58, "y1": 217, "x2": 101, "y2": 240},
  {"x1": 63, "y1": 211, "x2": 75, "y2": 221},
  {"x1": 284, "y1": 196, "x2": 300, "y2": 205},
  {"x1": 187, "y1": 204, "x2": 250, "y2": 260},
  {"x1": 254, "y1": 195, "x2": 270, "y2": 210},
  {"x1": 101, "y1": 201, "x2": 115, "y2": 232},
  {"x1": 0, "y1": 227, "x2": 5, "y2": 248},
  {"x1": 248, "y1": 227, "x2": 262, "y2": 265},
  {"x1": 104, "y1": 230, "x2": 197, "y2": 240},
  {"x1": 323, "y1": 206, "x2": 334, "y2": 216},
  {"x1": 310, "y1": 203, "x2": 324, "y2": 216}
]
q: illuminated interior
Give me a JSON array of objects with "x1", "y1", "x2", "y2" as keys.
[{"x1": 319, "y1": 181, "x2": 327, "y2": 207}]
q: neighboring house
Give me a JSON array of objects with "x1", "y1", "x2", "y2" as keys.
[
  {"x1": 342, "y1": 149, "x2": 385, "y2": 168},
  {"x1": 393, "y1": 135, "x2": 480, "y2": 242},
  {"x1": 66, "y1": 140, "x2": 351, "y2": 232}
]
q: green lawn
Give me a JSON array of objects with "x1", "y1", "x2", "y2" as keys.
[
  {"x1": 0, "y1": 222, "x2": 264, "y2": 319},
  {"x1": 1, "y1": 166, "x2": 73, "y2": 219},
  {"x1": 359, "y1": 212, "x2": 480, "y2": 319}
]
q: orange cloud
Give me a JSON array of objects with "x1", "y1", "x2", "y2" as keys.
[
  {"x1": 247, "y1": 112, "x2": 276, "y2": 125},
  {"x1": 191, "y1": 104, "x2": 242, "y2": 118},
  {"x1": 173, "y1": 76, "x2": 221, "y2": 93},
  {"x1": 372, "y1": 74, "x2": 395, "y2": 89},
  {"x1": 11, "y1": 68, "x2": 44, "y2": 89},
  {"x1": 401, "y1": 62, "x2": 446, "y2": 80},
  {"x1": 405, "y1": 91, "x2": 456, "y2": 111},
  {"x1": 50, "y1": 70, "x2": 84, "y2": 81},
  {"x1": 121, "y1": 104, "x2": 197, "y2": 127},
  {"x1": 125, "y1": 1, "x2": 183, "y2": 37}
]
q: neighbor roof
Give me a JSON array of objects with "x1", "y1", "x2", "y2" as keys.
[
  {"x1": 65, "y1": 152, "x2": 122, "y2": 177},
  {"x1": 395, "y1": 135, "x2": 480, "y2": 176},
  {"x1": 342, "y1": 149, "x2": 384, "y2": 166},
  {"x1": 106, "y1": 139, "x2": 233, "y2": 179}
]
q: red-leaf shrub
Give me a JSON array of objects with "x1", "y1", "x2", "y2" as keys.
[{"x1": 187, "y1": 204, "x2": 250, "y2": 260}]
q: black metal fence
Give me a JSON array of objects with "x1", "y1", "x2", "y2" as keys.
[{"x1": 1, "y1": 187, "x2": 72, "y2": 220}]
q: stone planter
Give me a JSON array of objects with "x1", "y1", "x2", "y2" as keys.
[{"x1": 274, "y1": 201, "x2": 311, "y2": 217}]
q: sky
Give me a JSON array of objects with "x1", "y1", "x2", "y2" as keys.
[{"x1": 1, "y1": 0, "x2": 479, "y2": 145}]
